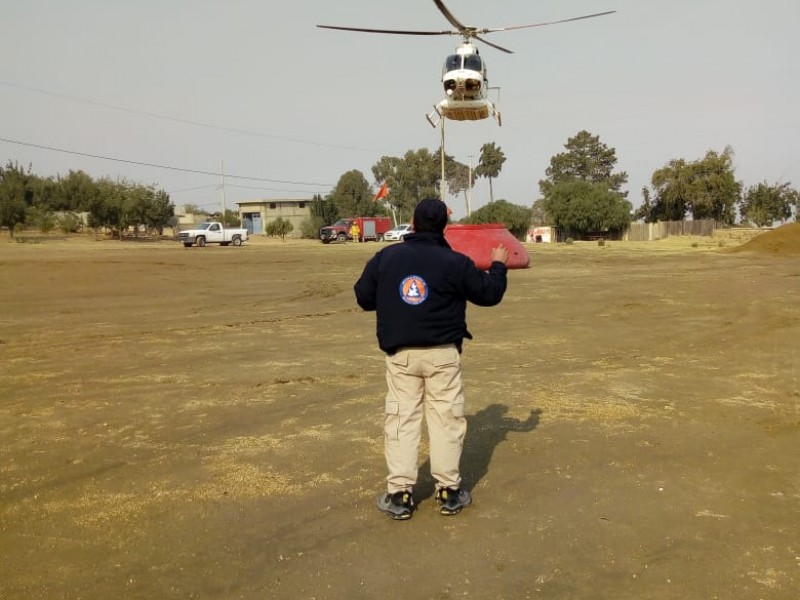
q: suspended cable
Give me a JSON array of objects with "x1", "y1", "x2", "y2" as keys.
[
  {"x1": 226, "y1": 184, "x2": 327, "y2": 195},
  {"x1": 0, "y1": 136, "x2": 334, "y2": 187},
  {"x1": 166, "y1": 184, "x2": 220, "y2": 194},
  {"x1": 0, "y1": 80, "x2": 385, "y2": 153}
]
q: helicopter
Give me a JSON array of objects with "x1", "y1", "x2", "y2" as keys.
[{"x1": 318, "y1": 0, "x2": 616, "y2": 126}]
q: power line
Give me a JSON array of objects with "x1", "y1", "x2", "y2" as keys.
[
  {"x1": 0, "y1": 136, "x2": 334, "y2": 187},
  {"x1": 226, "y1": 183, "x2": 327, "y2": 195},
  {"x1": 166, "y1": 184, "x2": 220, "y2": 194},
  {"x1": 169, "y1": 183, "x2": 324, "y2": 196},
  {"x1": 0, "y1": 80, "x2": 385, "y2": 154}
]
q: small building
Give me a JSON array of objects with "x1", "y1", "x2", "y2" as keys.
[
  {"x1": 236, "y1": 199, "x2": 312, "y2": 238},
  {"x1": 527, "y1": 226, "x2": 555, "y2": 243}
]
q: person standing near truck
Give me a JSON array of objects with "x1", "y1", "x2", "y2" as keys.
[
  {"x1": 354, "y1": 198, "x2": 509, "y2": 520},
  {"x1": 350, "y1": 221, "x2": 361, "y2": 243}
]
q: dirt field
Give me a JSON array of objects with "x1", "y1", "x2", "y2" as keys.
[{"x1": 1, "y1": 228, "x2": 798, "y2": 600}]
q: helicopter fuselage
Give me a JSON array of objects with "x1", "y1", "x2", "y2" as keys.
[
  {"x1": 437, "y1": 42, "x2": 496, "y2": 122},
  {"x1": 442, "y1": 44, "x2": 486, "y2": 100}
]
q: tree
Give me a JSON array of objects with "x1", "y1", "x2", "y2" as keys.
[
  {"x1": 687, "y1": 148, "x2": 740, "y2": 225},
  {"x1": 220, "y1": 208, "x2": 239, "y2": 228},
  {"x1": 56, "y1": 212, "x2": 82, "y2": 233},
  {"x1": 530, "y1": 198, "x2": 549, "y2": 226},
  {"x1": 463, "y1": 199, "x2": 532, "y2": 240},
  {"x1": 475, "y1": 142, "x2": 506, "y2": 203},
  {"x1": 27, "y1": 205, "x2": 56, "y2": 233},
  {"x1": 539, "y1": 130, "x2": 628, "y2": 196},
  {"x1": 0, "y1": 161, "x2": 33, "y2": 237},
  {"x1": 266, "y1": 217, "x2": 293, "y2": 241},
  {"x1": 740, "y1": 181, "x2": 798, "y2": 227},
  {"x1": 29, "y1": 175, "x2": 60, "y2": 212},
  {"x1": 89, "y1": 178, "x2": 131, "y2": 239},
  {"x1": 142, "y1": 187, "x2": 174, "y2": 234},
  {"x1": 538, "y1": 131, "x2": 630, "y2": 238},
  {"x1": 329, "y1": 170, "x2": 374, "y2": 218},
  {"x1": 372, "y1": 149, "x2": 441, "y2": 222},
  {"x1": 644, "y1": 147, "x2": 740, "y2": 225},
  {"x1": 301, "y1": 194, "x2": 337, "y2": 238},
  {"x1": 645, "y1": 158, "x2": 692, "y2": 221},
  {"x1": 542, "y1": 181, "x2": 632, "y2": 239},
  {"x1": 1, "y1": 163, "x2": 172, "y2": 239},
  {"x1": 57, "y1": 170, "x2": 97, "y2": 212},
  {"x1": 633, "y1": 187, "x2": 655, "y2": 222},
  {"x1": 444, "y1": 157, "x2": 474, "y2": 214}
]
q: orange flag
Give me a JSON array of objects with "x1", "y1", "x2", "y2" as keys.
[{"x1": 373, "y1": 182, "x2": 389, "y2": 202}]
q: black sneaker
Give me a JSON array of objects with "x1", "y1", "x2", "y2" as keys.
[
  {"x1": 376, "y1": 491, "x2": 415, "y2": 520},
  {"x1": 436, "y1": 487, "x2": 472, "y2": 515}
]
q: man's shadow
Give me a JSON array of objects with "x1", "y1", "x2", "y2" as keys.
[{"x1": 416, "y1": 403, "x2": 541, "y2": 500}]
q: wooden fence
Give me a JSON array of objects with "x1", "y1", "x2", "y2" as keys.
[{"x1": 623, "y1": 219, "x2": 716, "y2": 242}]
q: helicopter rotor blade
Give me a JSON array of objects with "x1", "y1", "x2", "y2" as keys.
[
  {"x1": 318, "y1": 5, "x2": 617, "y2": 55},
  {"x1": 433, "y1": 0, "x2": 469, "y2": 32},
  {"x1": 480, "y1": 11, "x2": 617, "y2": 35},
  {"x1": 317, "y1": 25, "x2": 455, "y2": 37},
  {"x1": 474, "y1": 35, "x2": 513, "y2": 54}
]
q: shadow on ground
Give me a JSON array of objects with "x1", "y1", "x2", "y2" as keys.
[{"x1": 415, "y1": 403, "x2": 542, "y2": 500}]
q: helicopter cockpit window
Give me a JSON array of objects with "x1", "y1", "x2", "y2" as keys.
[
  {"x1": 444, "y1": 55, "x2": 461, "y2": 72},
  {"x1": 464, "y1": 54, "x2": 483, "y2": 73}
]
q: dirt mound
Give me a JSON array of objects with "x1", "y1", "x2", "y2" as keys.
[{"x1": 731, "y1": 222, "x2": 800, "y2": 255}]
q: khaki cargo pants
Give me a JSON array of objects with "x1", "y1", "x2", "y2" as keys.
[{"x1": 383, "y1": 344, "x2": 466, "y2": 494}]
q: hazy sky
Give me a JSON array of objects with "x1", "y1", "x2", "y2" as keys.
[{"x1": 2, "y1": 0, "x2": 798, "y2": 219}]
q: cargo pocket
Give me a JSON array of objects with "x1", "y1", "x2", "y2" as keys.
[
  {"x1": 384, "y1": 398, "x2": 400, "y2": 441},
  {"x1": 433, "y1": 347, "x2": 460, "y2": 368}
]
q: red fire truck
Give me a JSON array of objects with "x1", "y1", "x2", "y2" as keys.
[{"x1": 319, "y1": 217, "x2": 393, "y2": 243}]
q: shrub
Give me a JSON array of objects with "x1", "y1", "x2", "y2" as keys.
[
  {"x1": 565, "y1": 237, "x2": 574, "y2": 245},
  {"x1": 462, "y1": 199, "x2": 532, "y2": 240},
  {"x1": 27, "y1": 207, "x2": 56, "y2": 233},
  {"x1": 300, "y1": 216, "x2": 326, "y2": 239},
  {"x1": 57, "y1": 212, "x2": 82, "y2": 234},
  {"x1": 266, "y1": 218, "x2": 294, "y2": 241}
]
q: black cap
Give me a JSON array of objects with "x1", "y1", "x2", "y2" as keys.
[{"x1": 413, "y1": 198, "x2": 448, "y2": 234}]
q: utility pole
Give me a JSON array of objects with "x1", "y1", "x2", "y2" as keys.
[{"x1": 220, "y1": 160, "x2": 227, "y2": 221}]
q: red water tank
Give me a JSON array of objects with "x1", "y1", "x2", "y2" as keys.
[{"x1": 445, "y1": 223, "x2": 530, "y2": 270}]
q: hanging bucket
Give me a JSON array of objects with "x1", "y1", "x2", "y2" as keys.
[{"x1": 445, "y1": 224, "x2": 530, "y2": 270}]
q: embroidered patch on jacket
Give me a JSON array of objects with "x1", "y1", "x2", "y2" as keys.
[{"x1": 399, "y1": 275, "x2": 429, "y2": 305}]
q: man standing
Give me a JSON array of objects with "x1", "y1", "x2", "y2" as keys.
[{"x1": 354, "y1": 198, "x2": 509, "y2": 520}]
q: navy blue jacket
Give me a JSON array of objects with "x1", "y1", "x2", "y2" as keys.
[{"x1": 354, "y1": 232, "x2": 508, "y2": 354}]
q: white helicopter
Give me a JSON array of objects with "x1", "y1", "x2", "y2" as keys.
[{"x1": 318, "y1": 1, "x2": 616, "y2": 126}]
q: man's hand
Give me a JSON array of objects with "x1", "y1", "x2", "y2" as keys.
[{"x1": 491, "y1": 244, "x2": 509, "y2": 265}]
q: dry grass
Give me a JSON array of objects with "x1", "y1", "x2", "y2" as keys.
[{"x1": 1, "y1": 232, "x2": 798, "y2": 600}]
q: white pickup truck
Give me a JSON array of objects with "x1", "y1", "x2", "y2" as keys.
[{"x1": 178, "y1": 222, "x2": 249, "y2": 247}]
